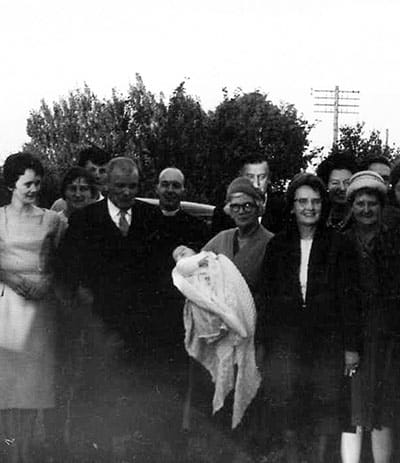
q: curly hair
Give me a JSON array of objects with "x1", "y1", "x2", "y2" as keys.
[
  {"x1": 3, "y1": 152, "x2": 44, "y2": 189},
  {"x1": 316, "y1": 153, "x2": 357, "y2": 187},
  {"x1": 61, "y1": 167, "x2": 98, "y2": 200},
  {"x1": 285, "y1": 173, "x2": 329, "y2": 225}
]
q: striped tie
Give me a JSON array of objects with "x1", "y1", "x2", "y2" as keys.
[{"x1": 118, "y1": 210, "x2": 129, "y2": 237}]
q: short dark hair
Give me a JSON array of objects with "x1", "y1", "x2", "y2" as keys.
[
  {"x1": 365, "y1": 155, "x2": 391, "y2": 170},
  {"x1": 61, "y1": 167, "x2": 97, "y2": 199},
  {"x1": 77, "y1": 146, "x2": 111, "y2": 168},
  {"x1": 316, "y1": 153, "x2": 357, "y2": 186},
  {"x1": 390, "y1": 162, "x2": 400, "y2": 189},
  {"x1": 3, "y1": 152, "x2": 44, "y2": 189},
  {"x1": 286, "y1": 173, "x2": 329, "y2": 225},
  {"x1": 238, "y1": 153, "x2": 269, "y2": 173}
]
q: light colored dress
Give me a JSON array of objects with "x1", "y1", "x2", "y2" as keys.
[{"x1": 0, "y1": 206, "x2": 65, "y2": 409}]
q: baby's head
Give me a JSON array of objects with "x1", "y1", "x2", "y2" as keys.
[{"x1": 173, "y1": 245, "x2": 196, "y2": 262}]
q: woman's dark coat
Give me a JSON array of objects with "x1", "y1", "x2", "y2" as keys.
[
  {"x1": 261, "y1": 224, "x2": 362, "y2": 431},
  {"x1": 263, "y1": 224, "x2": 361, "y2": 351}
]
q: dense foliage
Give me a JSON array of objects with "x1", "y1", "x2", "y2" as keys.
[
  {"x1": 332, "y1": 122, "x2": 399, "y2": 167},
  {"x1": 25, "y1": 75, "x2": 312, "y2": 203}
]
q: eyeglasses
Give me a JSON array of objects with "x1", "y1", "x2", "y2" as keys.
[
  {"x1": 229, "y1": 202, "x2": 257, "y2": 213},
  {"x1": 294, "y1": 198, "x2": 322, "y2": 207}
]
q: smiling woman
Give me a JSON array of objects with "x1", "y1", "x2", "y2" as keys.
[
  {"x1": 341, "y1": 171, "x2": 400, "y2": 463},
  {"x1": 186, "y1": 177, "x2": 273, "y2": 451},
  {"x1": 263, "y1": 173, "x2": 360, "y2": 462},
  {"x1": 0, "y1": 152, "x2": 66, "y2": 462},
  {"x1": 60, "y1": 167, "x2": 98, "y2": 220}
]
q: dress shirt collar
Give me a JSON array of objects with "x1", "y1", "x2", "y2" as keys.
[
  {"x1": 95, "y1": 192, "x2": 105, "y2": 202},
  {"x1": 107, "y1": 198, "x2": 132, "y2": 226},
  {"x1": 160, "y1": 208, "x2": 180, "y2": 217}
]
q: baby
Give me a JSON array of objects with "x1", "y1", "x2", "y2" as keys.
[
  {"x1": 172, "y1": 245, "x2": 260, "y2": 429},
  {"x1": 172, "y1": 245, "x2": 246, "y2": 340}
]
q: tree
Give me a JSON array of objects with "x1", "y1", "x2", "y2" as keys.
[
  {"x1": 25, "y1": 80, "x2": 312, "y2": 204},
  {"x1": 208, "y1": 91, "x2": 311, "y2": 200},
  {"x1": 25, "y1": 75, "x2": 167, "y2": 197},
  {"x1": 157, "y1": 82, "x2": 211, "y2": 202},
  {"x1": 333, "y1": 122, "x2": 394, "y2": 167}
]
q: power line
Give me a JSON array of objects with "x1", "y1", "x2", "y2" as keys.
[{"x1": 312, "y1": 86, "x2": 360, "y2": 146}]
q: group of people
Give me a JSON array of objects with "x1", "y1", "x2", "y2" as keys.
[{"x1": 0, "y1": 147, "x2": 398, "y2": 463}]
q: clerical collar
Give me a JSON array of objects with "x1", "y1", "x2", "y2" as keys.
[{"x1": 160, "y1": 208, "x2": 180, "y2": 216}]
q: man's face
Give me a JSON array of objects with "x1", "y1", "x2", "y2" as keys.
[
  {"x1": 241, "y1": 162, "x2": 270, "y2": 196},
  {"x1": 157, "y1": 169, "x2": 185, "y2": 211},
  {"x1": 107, "y1": 167, "x2": 139, "y2": 210},
  {"x1": 352, "y1": 191, "x2": 381, "y2": 227},
  {"x1": 368, "y1": 162, "x2": 391, "y2": 186},
  {"x1": 327, "y1": 168, "x2": 353, "y2": 205},
  {"x1": 84, "y1": 160, "x2": 108, "y2": 192}
]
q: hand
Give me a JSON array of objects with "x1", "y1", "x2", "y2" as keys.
[
  {"x1": 344, "y1": 350, "x2": 360, "y2": 377},
  {"x1": 3, "y1": 273, "x2": 32, "y2": 299},
  {"x1": 28, "y1": 281, "x2": 50, "y2": 300},
  {"x1": 21, "y1": 280, "x2": 49, "y2": 300}
]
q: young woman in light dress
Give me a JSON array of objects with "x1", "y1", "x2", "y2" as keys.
[{"x1": 0, "y1": 153, "x2": 66, "y2": 462}]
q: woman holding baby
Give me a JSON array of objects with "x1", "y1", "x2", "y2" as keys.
[{"x1": 177, "y1": 176, "x2": 274, "y2": 459}]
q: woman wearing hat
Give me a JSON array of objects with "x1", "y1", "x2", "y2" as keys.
[
  {"x1": 263, "y1": 173, "x2": 360, "y2": 463},
  {"x1": 203, "y1": 176, "x2": 274, "y2": 320},
  {"x1": 341, "y1": 171, "x2": 400, "y2": 463},
  {"x1": 182, "y1": 177, "x2": 274, "y2": 457}
]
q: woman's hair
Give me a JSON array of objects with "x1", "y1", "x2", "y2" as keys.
[
  {"x1": 285, "y1": 173, "x2": 329, "y2": 223},
  {"x1": 3, "y1": 152, "x2": 44, "y2": 189},
  {"x1": 348, "y1": 186, "x2": 386, "y2": 207},
  {"x1": 61, "y1": 167, "x2": 97, "y2": 199},
  {"x1": 390, "y1": 163, "x2": 400, "y2": 190},
  {"x1": 316, "y1": 153, "x2": 357, "y2": 186}
]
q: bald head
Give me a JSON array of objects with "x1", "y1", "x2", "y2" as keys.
[
  {"x1": 158, "y1": 167, "x2": 184, "y2": 185},
  {"x1": 157, "y1": 167, "x2": 185, "y2": 211}
]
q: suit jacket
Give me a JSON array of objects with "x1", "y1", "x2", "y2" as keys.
[
  {"x1": 58, "y1": 199, "x2": 157, "y2": 346},
  {"x1": 144, "y1": 208, "x2": 209, "y2": 350}
]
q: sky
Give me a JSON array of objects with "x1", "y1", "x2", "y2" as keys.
[{"x1": 1, "y1": 0, "x2": 400, "y2": 163}]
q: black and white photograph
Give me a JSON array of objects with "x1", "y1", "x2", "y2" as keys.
[{"x1": 1, "y1": 1, "x2": 400, "y2": 461}]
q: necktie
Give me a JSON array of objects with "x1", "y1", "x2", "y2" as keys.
[{"x1": 118, "y1": 210, "x2": 130, "y2": 237}]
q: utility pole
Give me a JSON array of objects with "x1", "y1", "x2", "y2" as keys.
[{"x1": 312, "y1": 86, "x2": 360, "y2": 146}]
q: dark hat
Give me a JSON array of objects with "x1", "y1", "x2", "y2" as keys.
[{"x1": 226, "y1": 177, "x2": 263, "y2": 202}]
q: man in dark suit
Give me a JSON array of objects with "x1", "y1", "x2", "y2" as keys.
[
  {"x1": 211, "y1": 153, "x2": 285, "y2": 235},
  {"x1": 145, "y1": 167, "x2": 209, "y2": 355},
  {"x1": 60, "y1": 156, "x2": 157, "y2": 352}
]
